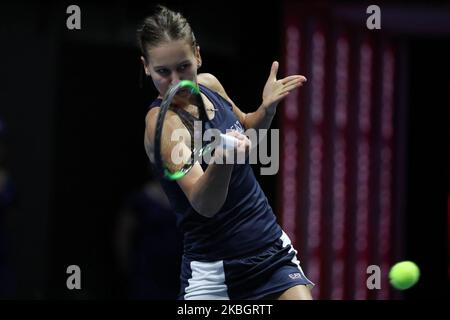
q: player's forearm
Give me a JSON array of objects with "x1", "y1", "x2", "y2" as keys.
[
  {"x1": 243, "y1": 103, "x2": 276, "y2": 131},
  {"x1": 189, "y1": 161, "x2": 234, "y2": 218}
]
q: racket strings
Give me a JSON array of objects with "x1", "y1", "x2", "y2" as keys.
[
  {"x1": 154, "y1": 80, "x2": 210, "y2": 180},
  {"x1": 168, "y1": 105, "x2": 197, "y2": 150}
]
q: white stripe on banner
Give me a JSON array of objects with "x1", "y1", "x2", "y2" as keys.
[
  {"x1": 306, "y1": 24, "x2": 326, "y2": 299},
  {"x1": 282, "y1": 23, "x2": 301, "y2": 244},
  {"x1": 354, "y1": 38, "x2": 373, "y2": 300},
  {"x1": 331, "y1": 33, "x2": 350, "y2": 300},
  {"x1": 377, "y1": 44, "x2": 394, "y2": 300}
]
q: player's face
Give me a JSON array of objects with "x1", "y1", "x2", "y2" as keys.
[{"x1": 142, "y1": 40, "x2": 202, "y2": 97}]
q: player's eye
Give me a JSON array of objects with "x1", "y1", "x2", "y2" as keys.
[
  {"x1": 156, "y1": 68, "x2": 170, "y2": 76},
  {"x1": 178, "y1": 63, "x2": 191, "y2": 72}
]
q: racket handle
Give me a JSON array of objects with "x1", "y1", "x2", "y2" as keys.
[{"x1": 220, "y1": 133, "x2": 239, "y2": 150}]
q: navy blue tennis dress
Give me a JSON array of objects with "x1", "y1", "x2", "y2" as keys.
[{"x1": 149, "y1": 84, "x2": 313, "y2": 300}]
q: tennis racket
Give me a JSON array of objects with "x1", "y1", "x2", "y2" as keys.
[{"x1": 153, "y1": 80, "x2": 238, "y2": 181}]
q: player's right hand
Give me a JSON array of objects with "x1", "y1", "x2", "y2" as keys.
[{"x1": 214, "y1": 130, "x2": 251, "y2": 164}]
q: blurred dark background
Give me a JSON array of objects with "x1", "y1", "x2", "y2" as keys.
[{"x1": 0, "y1": 0, "x2": 448, "y2": 299}]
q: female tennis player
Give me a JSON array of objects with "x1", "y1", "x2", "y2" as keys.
[{"x1": 138, "y1": 5, "x2": 313, "y2": 300}]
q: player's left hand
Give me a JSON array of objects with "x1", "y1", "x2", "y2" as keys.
[{"x1": 261, "y1": 61, "x2": 307, "y2": 114}]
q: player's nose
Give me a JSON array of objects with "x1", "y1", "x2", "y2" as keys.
[{"x1": 171, "y1": 73, "x2": 181, "y2": 86}]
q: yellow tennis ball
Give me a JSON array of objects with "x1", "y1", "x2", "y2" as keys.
[{"x1": 389, "y1": 261, "x2": 420, "y2": 290}]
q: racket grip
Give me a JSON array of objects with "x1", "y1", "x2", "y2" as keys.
[{"x1": 220, "y1": 133, "x2": 239, "y2": 150}]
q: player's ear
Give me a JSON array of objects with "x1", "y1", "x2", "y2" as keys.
[
  {"x1": 141, "y1": 56, "x2": 150, "y2": 76},
  {"x1": 195, "y1": 46, "x2": 202, "y2": 69}
]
